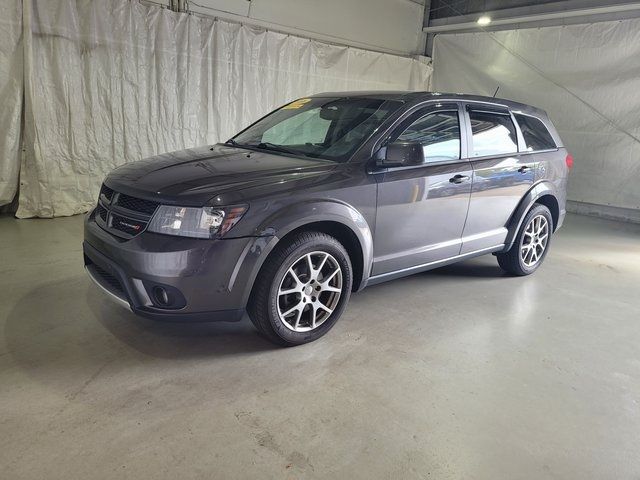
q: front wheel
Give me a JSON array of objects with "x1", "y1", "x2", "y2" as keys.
[
  {"x1": 248, "y1": 231, "x2": 353, "y2": 346},
  {"x1": 497, "y1": 204, "x2": 553, "y2": 276}
]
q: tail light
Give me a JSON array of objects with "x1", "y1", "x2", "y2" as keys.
[{"x1": 565, "y1": 153, "x2": 574, "y2": 170}]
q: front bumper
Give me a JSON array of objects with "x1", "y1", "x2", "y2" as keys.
[{"x1": 84, "y1": 210, "x2": 272, "y2": 322}]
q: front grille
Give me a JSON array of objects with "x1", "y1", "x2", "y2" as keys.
[
  {"x1": 92, "y1": 263, "x2": 125, "y2": 296},
  {"x1": 100, "y1": 184, "x2": 114, "y2": 202},
  {"x1": 95, "y1": 183, "x2": 158, "y2": 239},
  {"x1": 96, "y1": 203, "x2": 108, "y2": 222},
  {"x1": 114, "y1": 193, "x2": 159, "y2": 215}
]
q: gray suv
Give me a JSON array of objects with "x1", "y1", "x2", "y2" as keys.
[{"x1": 84, "y1": 92, "x2": 570, "y2": 345}]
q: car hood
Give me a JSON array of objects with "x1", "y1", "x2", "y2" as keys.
[{"x1": 105, "y1": 144, "x2": 340, "y2": 205}]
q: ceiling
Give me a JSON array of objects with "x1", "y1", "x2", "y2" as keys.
[{"x1": 429, "y1": 0, "x2": 563, "y2": 20}]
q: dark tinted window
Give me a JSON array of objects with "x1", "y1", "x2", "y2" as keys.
[
  {"x1": 469, "y1": 111, "x2": 518, "y2": 157},
  {"x1": 397, "y1": 111, "x2": 460, "y2": 162},
  {"x1": 515, "y1": 114, "x2": 556, "y2": 151}
]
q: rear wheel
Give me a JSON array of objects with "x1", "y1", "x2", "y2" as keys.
[
  {"x1": 248, "y1": 231, "x2": 352, "y2": 346},
  {"x1": 497, "y1": 204, "x2": 553, "y2": 276}
]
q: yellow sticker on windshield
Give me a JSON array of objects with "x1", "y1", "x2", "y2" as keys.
[{"x1": 283, "y1": 98, "x2": 312, "y2": 109}]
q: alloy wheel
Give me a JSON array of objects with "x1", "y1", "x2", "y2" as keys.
[
  {"x1": 521, "y1": 214, "x2": 549, "y2": 267},
  {"x1": 277, "y1": 251, "x2": 343, "y2": 332}
]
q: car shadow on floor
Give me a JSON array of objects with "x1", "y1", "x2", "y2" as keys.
[
  {"x1": 3, "y1": 257, "x2": 509, "y2": 383},
  {"x1": 3, "y1": 276, "x2": 279, "y2": 376},
  {"x1": 86, "y1": 289, "x2": 282, "y2": 360},
  {"x1": 426, "y1": 257, "x2": 508, "y2": 278}
]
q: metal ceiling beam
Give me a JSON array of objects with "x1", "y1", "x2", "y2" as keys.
[{"x1": 423, "y1": 1, "x2": 640, "y2": 33}]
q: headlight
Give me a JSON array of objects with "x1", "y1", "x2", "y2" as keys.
[{"x1": 147, "y1": 205, "x2": 247, "y2": 239}]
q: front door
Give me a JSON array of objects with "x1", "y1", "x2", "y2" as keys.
[{"x1": 372, "y1": 104, "x2": 472, "y2": 276}]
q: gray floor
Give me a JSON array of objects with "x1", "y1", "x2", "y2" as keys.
[{"x1": 1, "y1": 213, "x2": 639, "y2": 479}]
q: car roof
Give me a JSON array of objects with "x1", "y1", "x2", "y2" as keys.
[{"x1": 311, "y1": 91, "x2": 547, "y2": 117}]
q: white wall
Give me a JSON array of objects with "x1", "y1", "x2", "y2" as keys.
[
  {"x1": 432, "y1": 21, "x2": 640, "y2": 220},
  {"x1": 156, "y1": 0, "x2": 427, "y2": 55},
  {"x1": 15, "y1": 0, "x2": 431, "y2": 217},
  {"x1": 0, "y1": 0, "x2": 22, "y2": 206}
]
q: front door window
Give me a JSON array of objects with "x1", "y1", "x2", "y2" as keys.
[{"x1": 396, "y1": 111, "x2": 461, "y2": 162}]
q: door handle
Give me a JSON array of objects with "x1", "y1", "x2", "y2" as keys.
[
  {"x1": 518, "y1": 165, "x2": 531, "y2": 173},
  {"x1": 449, "y1": 174, "x2": 470, "y2": 184}
]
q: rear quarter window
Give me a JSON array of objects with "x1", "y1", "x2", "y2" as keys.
[{"x1": 514, "y1": 114, "x2": 556, "y2": 151}]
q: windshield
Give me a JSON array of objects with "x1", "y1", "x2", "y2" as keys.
[{"x1": 230, "y1": 97, "x2": 402, "y2": 162}]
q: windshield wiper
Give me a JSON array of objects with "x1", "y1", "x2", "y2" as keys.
[
  {"x1": 254, "y1": 142, "x2": 299, "y2": 155},
  {"x1": 227, "y1": 140, "x2": 313, "y2": 158}
]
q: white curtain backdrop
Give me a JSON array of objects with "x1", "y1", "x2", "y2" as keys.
[
  {"x1": 0, "y1": 0, "x2": 22, "y2": 207},
  {"x1": 14, "y1": 0, "x2": 432, "y2": 218},
  {"x1": 432, "y1": 21, "x2": 640, "y2": 216}
]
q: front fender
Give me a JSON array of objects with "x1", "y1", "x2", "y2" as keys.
[
  {"x1": 503, "y1": 181, "x2": 559, "y2": 251},
  {"x1": 236, "y1": 199, "x2": 374, "y2": 305}
]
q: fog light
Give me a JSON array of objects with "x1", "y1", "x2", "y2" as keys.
[
  {"x1": 144, "y1": 282, "x2": 186, "y2": 309},
  {"x1": 153, "y1": 286, "x2": 170, "y2": 306}
]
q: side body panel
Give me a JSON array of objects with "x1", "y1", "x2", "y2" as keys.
[
  {"x1": 533, "y1": 148, "x2": 568, "y2": 228},
  {"x1": 373, "y1": 161, "x2": 472, "y2": 275},
  {"x1": 459, "y1": 103, "x2": 535, "y2": 253}
]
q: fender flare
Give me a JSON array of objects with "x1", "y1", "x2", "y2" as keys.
[
  {"x1": 503, "y1": 181, "x2": 560, "y2": 251},
  {"x1": 238, "y1": 200, "x2": 374, "y2": 305}
]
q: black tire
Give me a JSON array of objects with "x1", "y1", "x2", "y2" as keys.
[
  {"x1": 497, "y1": 204, "x2": 553, "y2": 276},
  {"x1": 248, "y1": 231, "x2": 353, "y2": 346}
]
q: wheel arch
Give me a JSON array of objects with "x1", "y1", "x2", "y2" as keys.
[
  {"x1": 240, "y1": 200, "x2": 374, "y2": 307},
  {"x1": 274, "y1": 221, "x2": 365, "y2": 291},
  {"x1": 503, "y1": 182, "x2": 560, "y2": 251},
  {"x1": 534, "y1": 194, "x2": 559, "y2": 231}
]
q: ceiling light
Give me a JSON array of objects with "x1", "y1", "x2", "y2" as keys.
[{"x1": 477, "y1": 16, "x2": 492, "y2": 26}]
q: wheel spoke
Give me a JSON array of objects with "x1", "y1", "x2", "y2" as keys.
[
  {"x1": 316, "y1": 253, "x2": 329, "y2": 275},
  {"x1": 526, "y1": 247, "x2": 535, "y2": 265},
  {"x1": 293, "y1": 308, "x2": 303, "y2": 329},
  {"x1": 316, "y1": 301, "x2": 333, "y2": 314},
  {"x1": 321, "y1": 268, "x2": 340, "y2": 285},
  {"x1": 281, "y1": 303, "x2": 302, "y2": 318},
  {"x1": 305, "y1": 254, "x2": 314, "y2": 278},
  {"x1": 279, "y1": 287, "x2": 299, "y2": 296},
  {"x1": 288, "y1": 267, "x2": 303, "y2": 287},
  {"x1": 322, "y1": 285, "x2": 342, "y2": 293}
]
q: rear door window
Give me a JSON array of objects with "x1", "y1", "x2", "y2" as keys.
[
  {"x1": 469, "y1": 110, "x2": 518, "y2": 157},
  {"x1": 514, "y1": 114, "x2": 556, "y2": 151}
]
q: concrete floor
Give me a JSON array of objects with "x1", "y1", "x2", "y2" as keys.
[{"x1": 1, "y1": 213, "x2": 639, "y2": 479}]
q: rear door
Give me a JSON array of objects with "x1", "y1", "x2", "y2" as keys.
[
  {"x1": 459, "y1": 103, "x2": 535, "y2": 254},
  {"x1": 372, "y1": 103, "x2": 472, "y2": 276}
]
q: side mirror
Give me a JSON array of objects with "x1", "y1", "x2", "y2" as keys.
[{"x1": 378, "y1": 141, "x2": 424, "y2": 167}]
